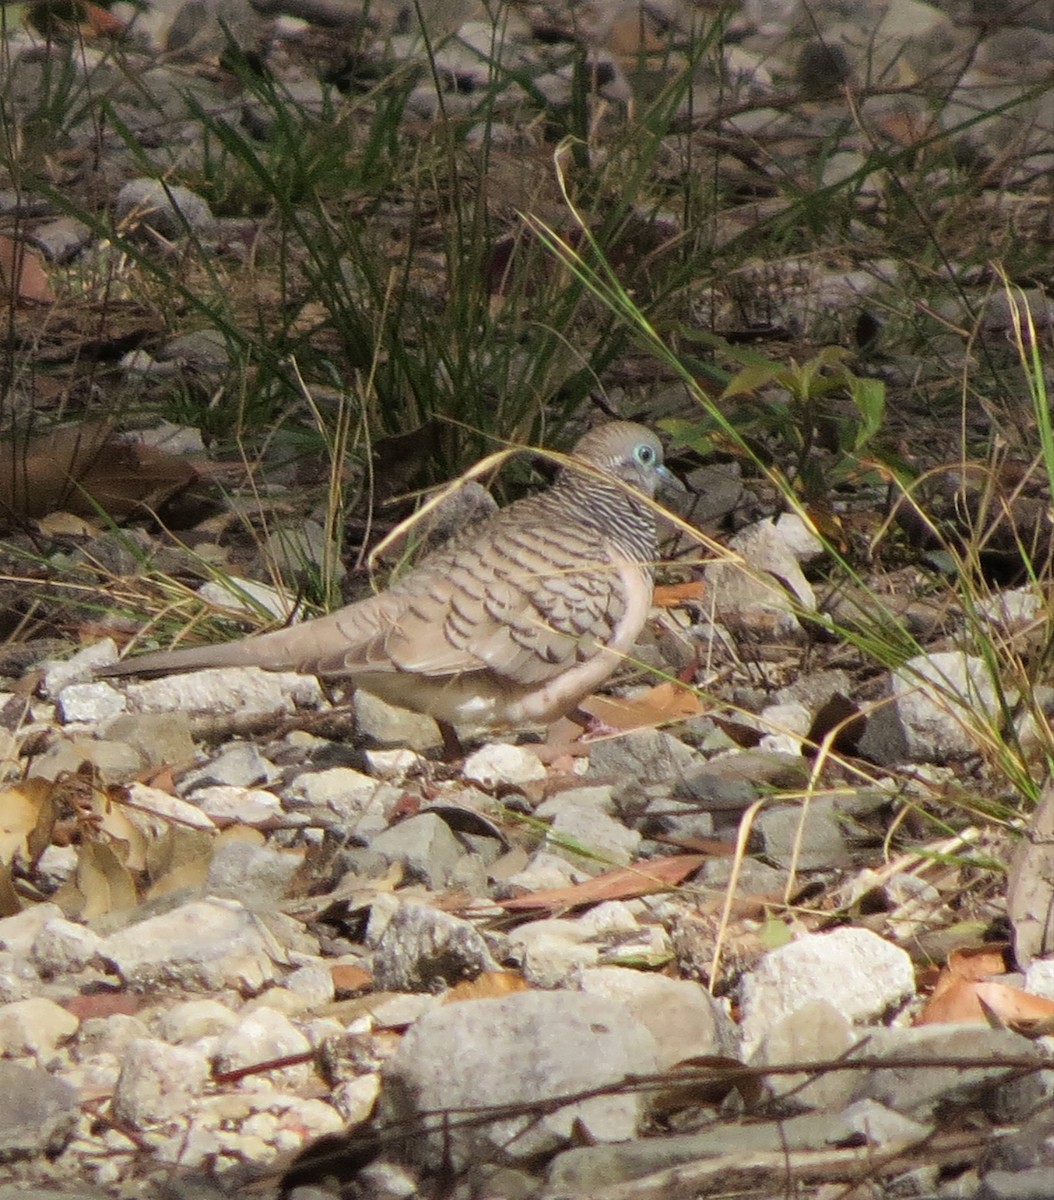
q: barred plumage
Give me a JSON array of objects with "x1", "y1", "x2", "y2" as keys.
[{"x1": 95, "y1": 422, "x2": 674, "y2": 731}]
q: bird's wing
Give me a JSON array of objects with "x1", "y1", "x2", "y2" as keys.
[{"x1": 312, "y1": 514, "x2": 634, "y2": 687}]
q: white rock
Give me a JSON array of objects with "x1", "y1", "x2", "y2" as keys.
[
  {"x1": 155, "y1": 999, "x2": 239, "y2": 1044},
  {"x1": 98, "y1": 898, "x2": 285, "y2": 992},
  {"x1": 739, "y1": 927, "x2": 915, "y2": 1056},
  {"x1": 506, "y1": 918, "x2": 600, "y2": 987},
  {"x1": 122, "y1": 667, "x2": 326, "y2": 716},
  {"x1": 197, "y1": 576, "x2": 303, "y2": 621},
  {"x1": 56, "y1": 681, "x2": 127, "y2": 724},
  {"x1": 757, "y1": 701, "x2": 812, "y2": 755},
  {"x1": 0, "y1": 950, "x2": 41, "y2": 1003},
  {"x1": 123, "y1": 782, "x2": 216, "y2": 829},
  {"x1": 463, "y1": 743, "x2": 546, "y2": 789},
  {"x1": 1024, "y1": 957, "x2": 1054, "y2": 1000},
  {"x1": 31, "y1": 918, "x2": 103, "y2": 976},
  {"x1": 113, "y1": 1038, "x2": 209, "y2": 1127},
  {"x1": 774, "y1": 512, "x2": 826, "y2": 564},
  {"x1": 364, "y1": 748, "x2": 425, "y2": 779},
  {"x1": 283, "y1": 965, "x2": 335, "y2": 1007},
  {"x1": 190, "y1": 784, "x2": 283, "y2": 824},
  {"x1": 577, "y1": 967, "x2": 737, "y2": 1068},
  {"x1": 0, "y1": 904, "x2": 65, "y2": 956},
  {"x1": 332, "y1": 1073, "x2": 382, "y2": 1124},
  {"x1": 891, "y1": 651, "x2": 1004, "y2": 763},
  {"x1": 0, "y1": 998, "x2": 78, "y2": 1058},
  {"x1": 41, "y1": 640, "x2": 119, "y2": 698},
  {"x1": 211, "y1": 1006, "x2": 311, "y2": 1074}
]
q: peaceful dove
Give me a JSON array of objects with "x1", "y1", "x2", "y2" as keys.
[{"x1": 96, "y1": 422, "x2": 676, "y2": 731}]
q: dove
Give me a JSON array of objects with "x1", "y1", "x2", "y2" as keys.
[{"x1": 96, "y1": 422, "x2": 676, "y2": 733}]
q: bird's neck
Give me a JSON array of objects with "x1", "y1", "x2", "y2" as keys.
[{"x1": 555, "y1": 472, "x2": 657, "y2": 566}]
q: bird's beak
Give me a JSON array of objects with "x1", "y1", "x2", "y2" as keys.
[{"x1": 657, "y1": 464, "x2": 687, "y2": 493}]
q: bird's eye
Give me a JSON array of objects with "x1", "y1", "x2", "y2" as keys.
[{"x1": 635, "y1": 443, "x2": 656, "y2": 467}]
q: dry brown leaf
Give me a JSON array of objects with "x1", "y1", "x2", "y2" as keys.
[
  {"x1": 0, "y1": 863, "x2": 21, "y2": 918},
  {"x1": 653, "y1": 580, "x2": 707, "y2": 608},
  {"x1": 579, "y1": 681, "x2": 704, "y2": 732},
  {"x1": 35, "y1": 511, "x2": 102, "y2": 537},
  {"x1": 0, "y1": 778, "x2": 57, "y2": 868},
  {"x1": 0, "y1": 234, "x2": 55, "y2": 304},
  {"x1": 331, "y1": 964, "x2": 373, "y2": 996},
  {"x1": 0, "y1": 421, "x2": 198, "y2": 525},
  {"x1": 918, "y1": 974, "x2": 1054, "y2": 1026},
  {"x1": 144, "y1": 826, "x2": 216, "y2": 899},
  {"x1": 62, "y1": 991, "x2": 143, "y2": 1021},
  {"x1": 74, "y1": 840, "x2": 138, "y2": 919},
  {"x1": 651, "y1": 1054, "x2": 761, "y2": 1117},
  {"x1": 498, "y1": 853, "x2": 707, "y2": 912},
  {"x1": 442, "y1": 972, "x2": 529, "y2": 1004},
  {"x1": 945, "y1": 944, "x2": 1012, "y2": 983}
]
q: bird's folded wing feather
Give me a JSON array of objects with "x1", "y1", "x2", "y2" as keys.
[{"x1": 314, "y1": 519, "x2": 630, "y2": 686}]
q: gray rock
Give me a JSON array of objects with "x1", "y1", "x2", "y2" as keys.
[
  {"x1": 352, "y1": 690, "x2": 441, "y2": 751},
  {"x1": 545, "y1": 1107, "x2": 915, "y2": 1192},
  {"x1": 849, "y1": 1026, "x2": 1045, "y2": 1121},
  {"x1": 369, "y1": 812, "x2": 467, "y2": 890},
  {"x1": 750, "y1": 999, "x2": 857, "y2": 1111},
  {"x1": 28, "y1": 736, "x2": 144, "y2": 786},
  {"x1": 381, "y1": 990, "x2": 659, "y2": 1169},
  {"x1": 0, "y1": 1062, "x2": 77, "y2": 1161},
  {"x1": 98, "y1": 898, "x2": 285, "y2": 992},
  {"x1": 979, "y1": 1168, "x2": 1054, "y2": 1200},
  {"x1": 681, "y1": 462, "x2": 745, "y2": 526},
  {"x1": 180, "y1": 742, "x2": 275, "y2": 790},
  {"x1": 28, "y1": 217, "x2": 93, "y2": 263},
  {"x1": 31, "y1": 918, "x2": 103, "y2": 977},
  {"x1": 739, "y1": 927, "x2": 915, "y2": 1055},
  {"x1": 545, "y1": 803, "x2": 641, "y2": 872},
  {"x1": 586, "y1": 729, "x2": 698, "y2": 790},
  {"x1": 205, "y1": 838, "x2": 301, "y2": 906},
  {"x1": 74, "y1": 1014, "x2": 149, "y2": 1061},
  {"x1": 101, "y1": 712, "x2": 197, "y2": 773},
  {"x1": 368, "y1": 898, "x2": 500, "y2": 993},
  {"x1": 752, "y1": 796, "x2": 853, "y2": 870},
  {"x1": 115, "y1": 178, "x2": 214, "y2": 238},
  {"x1": 576, "y1": 967, "x2": 737, "y2": 1067},
  {"x1": 256, "y1": 520, "x2": 346, "y2": 586},
  {"x1": 157, "y1": 329, "x2": 232, "y2": 373}
]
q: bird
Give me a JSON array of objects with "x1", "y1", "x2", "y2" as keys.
[{"x1": 96, "y1": 422, "x2": 677, "y2": 736}]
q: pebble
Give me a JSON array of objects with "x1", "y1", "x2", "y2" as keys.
[
  {"x1": 380, "y1": 990, "x2": 659, "y2": 1169},
  {"x1": 114, "y1": 178, "x2": 214, "y2": 238},
  {"x1": 739, "y1": 927, "x2": 916, "y2": 1055}
]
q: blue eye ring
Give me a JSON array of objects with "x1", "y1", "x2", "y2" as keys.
[{"x1": 635, "y1": 443, "x2": 657, "y2": 467}]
